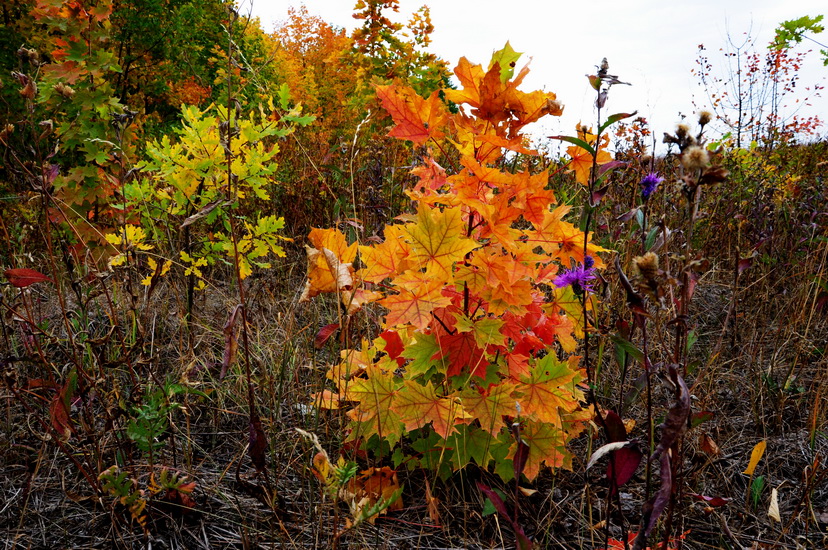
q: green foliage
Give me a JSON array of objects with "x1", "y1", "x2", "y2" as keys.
[
  {"x1": 773, "y1": 15, "x2": 827, "y2": 65},
  {"x1": 98, "y1": 465, "x2": 149, "y2": 529},
  {"x1": 127, "y1": 99, "x2": 311, "y2": 285}
]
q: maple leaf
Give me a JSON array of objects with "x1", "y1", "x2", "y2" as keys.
[
  {"x1": 376, "y1": 85, "x2": 448, "y2": 146},
  {"x1": 511, "y1": 419, "x2": 569, "y2": 480},
  {"x1": 391, "y1": 380, "x2": 469, "y2": 439},
  {"x1": 566, "y1": 124, "x2": 613, "y2": 185},
  {"x1": 308, "y1": 227, "x2": 357, "y2": 263},
  {"x1": 403, "y1": 204, "x2": 478, "y2": 280},
  {"x1": 342, "y1": 287, "x2": 383, "y2": 315},
  {"x1": 530, "y1": 205, "x2": 609, "y2": 268},
  {"x1": 443, "y1": 56, "x2": 485, "y2": 107},
  {"x1": 444, "y1": 424, "x2": 498, "y2": 469},
  {"x1": 410, "y1": 156, "x2": 449, "y2": 195},
  {"x1": 399, "y1": 332, "x2": 443, "y2": 376},
  {"x1": 544, "y1": 286, "x2": 591, "y2": 340},
  {"x1": 454, "y1": 314, "x2": 506, "y2": 348},
  {"x1": 359, "y1": 225, "x2": 412, "y2": 283},
  {"x1": 300, "y1": 245, "x2": 355, "y2": 301},
  {"x1": 460, "y1": 382, "x2": 519, "y2": 436},
  {"x1": 380, "y1": 270, "x2": 451, "y2": 330},
  {"x1": 346, "y1": 365, "x2": 404, "y2": 447},
  {"x1": 515, "y1": 355, "x2": 583, "y2": 427},
  {"x1": 433, "y1": 328, "x2": 489, "y2": 378}
]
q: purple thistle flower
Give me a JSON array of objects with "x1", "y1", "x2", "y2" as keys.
[
  {"x1": 553, "y1": 256, "x2": 597, "y2": 294},
  {"x1": 640, "y1": 172, "x2": 664, "y2": 199}
]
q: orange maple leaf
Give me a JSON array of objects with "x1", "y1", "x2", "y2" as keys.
[
  {"x1": 566, "y1": 124, "x2": 613, "y2": 186},
  {"x1": 359, "y1": 225, "x2": 412, "y2": 283},
  {"x1": 515, "y1": 357, "x2": 583, "y2": 428},
  {"x1": 380, "y1": 270, "x2": 451, "y2": 330},
  {"x1": 391, "y1": 380, "x2": 470, "y2": 439},
  {"x1": 460, "y1": 382, "x2": 518, "y2": 436},
  {"x1": 375, "y1": 85, "x2": 448, "y2": 146}
]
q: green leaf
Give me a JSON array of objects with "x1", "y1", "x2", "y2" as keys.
[
  {"x1": 548, "y1": 135, "x2": 595, "y2": 156},
  {"x1": 598, "y1": 111, "x2": 638, "y2": 135},
  {"x1": 489, "y1": 41, "x2": 522, "y2": 83},
  {"x1": 611, "y1": 334, "x2": 644, "y2": 367},
  {"x1": 400, "y1": 333, "x2": 443, "y2": 378},
  {"x1": 277, "y1": 83, "x2": 292, "y2": 110},
  {"x1": 750, "y1": 475, "x2": 765, "y2": 508}
]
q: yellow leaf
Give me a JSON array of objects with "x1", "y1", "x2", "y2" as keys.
[
  {"x1": 743, "y1": 439, "x2": 766, "y2": 475},
  {"x1": 108, "y1": 253, "x2": 126, "y2": 268}
]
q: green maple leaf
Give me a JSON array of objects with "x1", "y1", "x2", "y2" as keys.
[
  {"x1": 400, "y1": 332, "x2": 445, "y2": 378},
  {"x1": 444, "y1": 424, "x2": 497, "y2": 470},
  {"x1": 347, "y1": 365, "x2": 404, "y2": 447},
  {"x1": 489, "y1": 41, "x2": 522, "y2": 83}
]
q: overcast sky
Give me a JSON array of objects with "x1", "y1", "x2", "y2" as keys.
[{"x1": 241, "y1": 0, "x2": 826, "y2": 150}]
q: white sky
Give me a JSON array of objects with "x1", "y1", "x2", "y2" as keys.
[{"x1": 241, "y1": 0, "x2": 827, "y2": 151}]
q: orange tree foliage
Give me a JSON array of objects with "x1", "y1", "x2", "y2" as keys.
[
  {"x1": 303, "y1": 45, "x2": 603, "y2": 482},
  {"x1": 262, "y1": 4, "x2": 451, "y2": 233}
]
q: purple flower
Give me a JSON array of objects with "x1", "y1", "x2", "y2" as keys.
[
  {"x1": 553, "y1": 256, "x2": 597, "y2": 294},
  {"x1": 640, "y1": 172, "x2": 663, "y2": 199}
]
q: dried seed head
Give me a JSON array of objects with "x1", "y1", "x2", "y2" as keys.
[
  {"x1": 633, "y1": 252, "x2": 662, "y2": 298},
  {"x1": 633, "y1": 252, "x2": 660, "y2": 283},
  {"x1": 54, "y1": 82, "x2": 75, "y2": 99},
  {"x1": 698, "y1": 110, "x2": 713, "y2": 126},
  {"x1": 676, "y1": 123, "x2": 690, "y2": 138},
  {"x1": 682, "y1": 146, "x2": 709, "y2": 170}
]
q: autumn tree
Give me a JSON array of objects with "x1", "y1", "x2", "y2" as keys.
[{"x1": 693, "y1": 25, "x2": 823, "y2": 147}]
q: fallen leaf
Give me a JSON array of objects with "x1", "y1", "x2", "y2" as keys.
[
  {"x1": 768, "y1": 487, "x2": 781, "y2": 522},
  {"x1": 743, "y1": 440, "x2": 767, "y2": 476},
  {"x1": 699, "y1": 432, "x2": 721, "y2": 457}
]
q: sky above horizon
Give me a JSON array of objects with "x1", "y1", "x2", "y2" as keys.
[{"x1": 240, "y1": 0, "x2": 827, "y2": 151}]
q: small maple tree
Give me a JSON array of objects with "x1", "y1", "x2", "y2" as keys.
[{"x1": 303, "y1": 44, "x2": 606, "y2": 482}]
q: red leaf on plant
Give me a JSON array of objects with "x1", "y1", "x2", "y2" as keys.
[
  {"x1": 379, "y1": 329, "x2": 405, "y2": 365},
  {"x1": 248, "y1": 412, "x2": 268, "y2": 474},
  {"x1": 633, "y1": 452, "x2": 672, "y2": 550},
  {"x1": 4, "y1": 268, "x2": 54, "y2": 288},
  {"x1": 477, "y1": 482, "x2": 533, "y2": 550},
  {"x1": 49, "y1": 373, "x2": 76, "y2": 441},
  {"x1": 608, "y1": 443, "x2": 643, "y2": 494},
  {"x1": 314, "y1": 322, "x2": 340, "y2": 349},
  {"x1": 591, "y1": 184, "x2": 611, "y2": 204},
  {"x1": 512, "y1": 429, "x2": 530, "y2": 481},
  {"x1": 603, "y1": 410, "x2": 628, "y2": 442}
]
